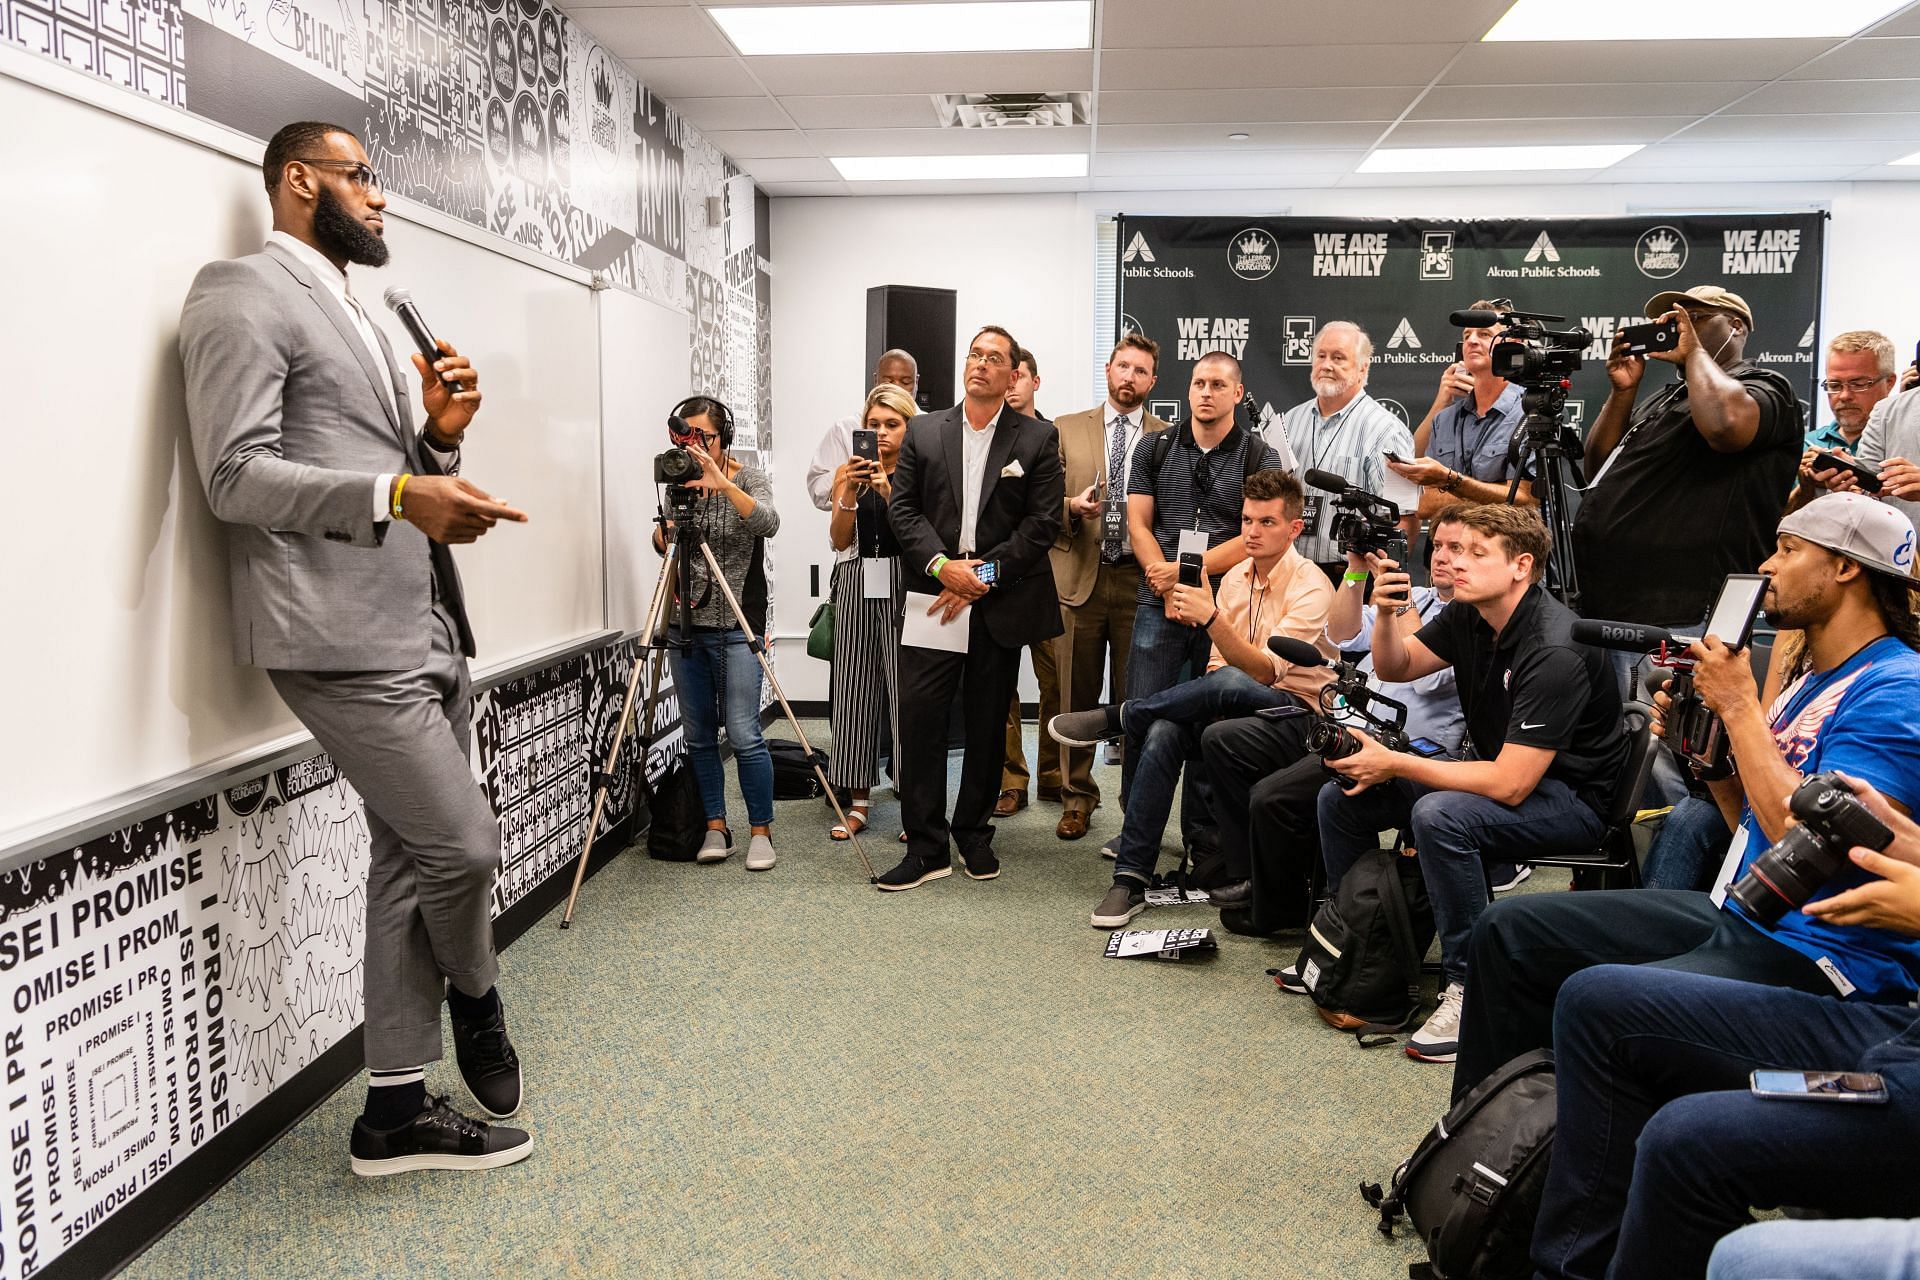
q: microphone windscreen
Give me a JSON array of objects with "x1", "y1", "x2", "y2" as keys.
[
  {"x1": 1303, "y1": 468, "x2": 1350, "y2": 494},
  {"x1": 1267, "y1": 635, "x2": 1327, "y2": 667},
  {"x1": 382, "y1": 285, "x2": 412, "y2": 311},
  {"x1": 1570, "y1": 619, "x2": 1675, "y2": 652},
  {"x1": 1449, "y1": 309, "x2": 1501, "y2": 327}
]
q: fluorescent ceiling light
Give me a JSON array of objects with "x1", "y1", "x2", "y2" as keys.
[
  {"x1": 709, "y1": 1, "x2": 1091, "y2": 56},
  {"x1": 1892, "y1": 149, "x2": 1920, "y2": 166},
  {"x1": 1359, "y1": 144, "x2": 1644, "y2": 174},
  {"x1": 831, "y1": 153, "x2": 1088, "y2": 181},
  {"x1": 1484, "y1": 0, "x2": 1908, "y2": 41}
]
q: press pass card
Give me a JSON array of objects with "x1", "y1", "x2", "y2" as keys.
[{"x1": 1104, "y1": 928, "x2": 1220, "y2": 961}]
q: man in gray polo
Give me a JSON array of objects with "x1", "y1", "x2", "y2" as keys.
[{"x1": 1390, "y1": 299, "x2": 1534, "y2": 516}]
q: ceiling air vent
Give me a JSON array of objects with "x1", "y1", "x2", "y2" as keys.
[{"x1": 933, "y1": 93, "x2": 1090, "y2": 128}]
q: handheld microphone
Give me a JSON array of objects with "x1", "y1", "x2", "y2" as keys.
[
  {"x1": 1569, "y1": 619, "x2": 1679, "y2": 652},
  {"x1": 1449, "y1": 308, "x2": 1503, "y2": 328},
  {"x1": 1267, "y1": 635, "x2": 1329, "y2": 668},
  {"x1": 382, "y1": 286, "x2": 461, "y2": 389},
  {"x1": 1303, "y1": 467, "x2": 1352, "y2": 494}
]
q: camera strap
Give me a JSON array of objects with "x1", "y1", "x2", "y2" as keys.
[{"x1": 1583, "y1": 381, "x2": 1687, "y2": 491}]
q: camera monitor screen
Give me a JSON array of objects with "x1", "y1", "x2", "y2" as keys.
[{"x1": 1702, "y1": 574, "x2": 1769, "y2": 648}]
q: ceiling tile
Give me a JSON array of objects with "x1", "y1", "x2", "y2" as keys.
[
  {"x1": 1337, "y1": 167, "x2": 1616, "y2": 187},
  {"x1": 1095, "y1": 122, "x2": 1386, "y2": 149},
  {"x1": 671, "y1": 95, "x2": 791, "y2": 131},
  {"x1": 1728, "y1": 78, "x2": 1920, "y2": 113},
  {"x1": 1785, "y1": 35, "x2": 1920, "y2": 79},
  {"x1": 1093, "y1": 149, "x2": 1365, "y2": 177},
  {"x1": 780, "y1": 94, "x2": 944, "y2": 129},
  {"x1": 1615, "y1": 139, "x2": 1919, "y2": 168},
  {"x1": 1107, "y1": 172, "x2": 1349, "y2": 190},
  {"x1": 565, "y1": 6, "x2": 732, "y2": 59},
  {"x1": 1098, "y1": 44, "x2": 1455, "y2": 90},
  {"x1": 1677, "y1": 111, "x2": 1920, "y2": 141},
  {"x1": 625, "y1": 56, "x2": 766, "y2": 99},
  {"x1": 1411, "y1": 82, "x2": 1763, "y2": 119},
  {"x1": 756, "y1": 180, "x2": 851, "y2": 197},
  {"x1": 1097, "y1": 87, "x2": 1415, "y2": 126},
  {"x1": 1444, "y1": 38, "x2": 1835, "y2": 85},
  {"x1": 562, "y1": 0, "x2": 683, "y2": 7},
  {"x1": 1866, "y1": 8, "x2": 1920, "y2": 36},
  {"x1": 1604, "y1": 164, "x2": 1883, "y2": 182},
  {"x1": 702, "y1": 128, "x2": 820, "y2": 158},
  {"x1": 729, "y1": 156, "x2": 840, "y2": 181},
  {"x1": 1383, "y1": 116, "x2": 1697, "y2": 145},
  {"x1": 1099, "y1": 0, "x2": 1511, "y2": 48},
  {"x1": 802, "y1": 126, "x2": 1092, "y2": 155},
  {"x1": 747, "y1": 51, "x2": 1093, "y2": 96}
]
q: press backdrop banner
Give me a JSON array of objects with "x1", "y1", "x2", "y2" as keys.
[{"x1": 1115, "y1": 213, "x2": 1825, "y2": 442}]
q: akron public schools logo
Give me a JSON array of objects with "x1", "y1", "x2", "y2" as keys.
[
  {"x1": 1283, "y1": 316, "x2": 1316, "y2": 365},
  {"x1": 1636, "y1": 225, "x2": 1688, "y2": 279},
  {"x1": 1123, "y1": 232, "x2": 1155, "y2": 264},
  {"x1": 1229, "y1": 227, "x2": 1277, "y2": 281},
  {"x1": 1387, "y1": 318, "x2": 1421, "y2": 350},
  {"x1": 1420, "y1": 230, "x2": 1454, "y2": 281},
  {"x1": 1524, "y1": 231, "x2": 1561, "y2": 263}
]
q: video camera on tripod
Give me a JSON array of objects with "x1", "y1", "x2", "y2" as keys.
[
  {"x1": 1265, "y1": 636, "x2": 1449, "y2": 783},
  {"x1": 1304, "y1": 468, "x2": 1409, "y2": 566},
  {"x1": 1448, "y1": 305, "x2": 1591, "y2": 391},
  {"x1": 1570, "y1": 573, "x2": 1770, "y2": 781}
]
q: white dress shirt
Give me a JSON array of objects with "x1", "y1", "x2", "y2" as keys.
[
  {"x1": 806, "y1": 415, "x2": 860, "y2": 512},
  {"x1": 958, "y1": 405, "x2": 1003, "y2": 556},
  {"x1": 1105, "y1": 402, "x2": 1144, "y2": 495}
]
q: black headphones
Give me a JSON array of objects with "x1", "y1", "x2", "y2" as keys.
[{"x1": 668, "y1": 395, "x2": 735, "y2": 450}]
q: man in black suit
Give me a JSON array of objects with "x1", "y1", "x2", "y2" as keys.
[{"x1": 881, "y1": 325, "x2": 1066, "y2": 889}]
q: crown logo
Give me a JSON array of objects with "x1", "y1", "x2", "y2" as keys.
[
  {"x1": 1644, "y1": 230, "x2": 1677, "y2": 255},
  {"x1": 1238, "y1": 232, "x2": 1269, "y2": 255},
  {"x1": 592, "y1": 61, "x2": 614, "y2": 111}
]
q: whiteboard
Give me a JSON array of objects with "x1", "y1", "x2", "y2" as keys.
[
  {"x1": 0, "y1": 75, "x2": 607, "y2": 838},
  {"x1": 600, "y1": 286, "x2": 693, "y2": 633}
]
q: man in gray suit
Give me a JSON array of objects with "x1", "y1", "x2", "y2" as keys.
[{"x1": 180, "y1": 121, "x2": 532, "y2": 1176}]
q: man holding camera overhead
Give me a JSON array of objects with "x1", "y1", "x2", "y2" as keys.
[{"x1": 1454, "y1": 493, "x2": 1920, "y2": 1104}]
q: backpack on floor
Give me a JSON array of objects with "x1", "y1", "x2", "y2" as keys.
[
  {"x1": 1293, "y1": 847, "x2": 1434, "y2": 1042},
  {"x1": 767, "y1": 739, "x2": 830, "y2": 800},
  {"x1": 645, "y1": 755, "x2": 706, "y2": 861},
  {"x1": 1362, "y1": 1050, "x2": 1559, "y2": 1280}
]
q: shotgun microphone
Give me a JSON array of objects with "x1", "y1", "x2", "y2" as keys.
[
  {"x1": 1449, "y1": 309, "x2": 1503, "y2": 327},
  {"x1": 1267, "y1": 635, "x2": 1329, "y2": 667},
  {"x1": 1569, "y1": 619, "x2": 1677, "y2": 652}
]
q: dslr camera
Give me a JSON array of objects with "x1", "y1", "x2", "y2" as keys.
[
  {"x1": 1303, "y1": 468, "x2": 1409, "y2": 565},
  {"x1": 654, "y1": 445, "x2": 702, "y2": 487},
  {"x1": 1726, "y1": 772, "x2": 1894, "y2": 927}
]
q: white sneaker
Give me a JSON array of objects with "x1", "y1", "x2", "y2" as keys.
[
  {"x1": 746, "y1": 834, "x2": 777, "y2": 871},
  {"x1": 1407, "y1": 983, "x2": 1465, "y2": 1064},
  {"x1": 696, "y1": 828, "x2": 734, "y2": 864}
]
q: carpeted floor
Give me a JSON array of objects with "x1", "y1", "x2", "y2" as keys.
[{"x1": 125, "y1": 721, "x2": 1565, "y2": 1280}]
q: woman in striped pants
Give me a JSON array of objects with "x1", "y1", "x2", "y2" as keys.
[{"x1": 825, "y1": 384, "x2": 915, "y2": 839}]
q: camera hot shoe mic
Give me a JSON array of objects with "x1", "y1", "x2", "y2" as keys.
[
  {"x1": 1304, "y1": 468, "x2": 1353, "y2": 494},
  {"x1": 1267, "y1": 635, "x2": 1329, "y2": 667},
  {"x1": 1569, "y1": 618, "x2": 1678, "y2": 652},
  {"x1": 382, "y1": 286, "x2": 458, "y2": 389},
  {"x1": 1449, "y1": 309, "x2": 1503, "y2": 328}
]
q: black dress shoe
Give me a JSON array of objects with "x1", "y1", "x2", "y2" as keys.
[
  {"x1": 1219, "y1": 907, "x2": 1279, "y2": 938},
  {"x1": 452, "y1": 996, "x2": 523, "y2": 1119},
  {"x1": 875, "y1": 854, "x2": 952, "y2": 891},
  {"x1": 1209, "y1": 879, "x2": 1254, "y2": 909},
  {"x1": 350, "y1": 1095, "x2": 533, "y2": 1177}
]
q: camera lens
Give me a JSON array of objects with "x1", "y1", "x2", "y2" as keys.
[
  {"x1": 1724, "y1": 826, "x2": 1847, "y2": 928},
  {"x1": 1309, "y1": 720, "x2": 1359, "y2": 761}
]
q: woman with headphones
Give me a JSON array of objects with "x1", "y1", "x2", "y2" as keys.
[{"x1": 651, "y1": 395, "x2": 783, "y2": 869}]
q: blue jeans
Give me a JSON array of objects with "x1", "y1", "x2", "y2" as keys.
[
  {"x1": 1108, "y1": 667, "x2": 1296, "y2": 884},
  {"x1": 1643, "y1": 794, "x2": 1733, "y2": 891},
  {"x1": 667, "y1": 628, "x2": 773, "y2": 828},
  {"x1": 1710, "y1": 1220, "x2": 1920, "y2": 1280},
  {"x1": 1316, "y1": 776, "x2": 1605, "y2": 987},
  {"x1": 1122, "y1": 602, "x2": 1217, "y2": 833},
  {"x1": 1534, "y1": 965, "x2": 1920, "y2": 1280}
]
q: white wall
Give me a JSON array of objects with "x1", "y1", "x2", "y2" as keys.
[{"x1": 767, "y1": 178, "x2": 1920, "y2": 699}]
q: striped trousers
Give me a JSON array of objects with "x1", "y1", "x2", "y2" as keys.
[{"x1": 827, "y1": 556, "x2": 901, "y2": 792}]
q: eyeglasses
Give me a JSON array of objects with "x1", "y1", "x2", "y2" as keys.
[
  {"x1": 1819, "y1": 376, "x2": 1893, "y2": 394},
  {"x1": 293, "y1": 158, "x2": 383, "y2": 192},
  {"x1": 964, "y1": 350, "x2": 1009, "y2": 367}
]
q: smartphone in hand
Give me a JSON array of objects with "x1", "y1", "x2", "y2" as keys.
[{"x1": 852, "y1": 428, "x2": 879, "y2": 462}]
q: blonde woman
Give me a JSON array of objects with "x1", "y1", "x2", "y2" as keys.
[{"x1": 824, "y1": 384, "x2": 915, "y2": 838}]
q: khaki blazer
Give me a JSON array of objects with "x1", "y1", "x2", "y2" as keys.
[{"x1": 1049, "y1": 405, "x2": 1170, "y2": 607}]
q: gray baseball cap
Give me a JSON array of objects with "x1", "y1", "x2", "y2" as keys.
[{"x1": 1777, "y1": 492, "x2": 1920, "y2": 583}]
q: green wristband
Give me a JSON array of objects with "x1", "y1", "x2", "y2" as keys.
[
  {"x1": 1343, "y1": 570, "x2": 1369, "y2": 583},
  {"x1": 932, "y1": 555, "x2": 950, "y2": 577}
]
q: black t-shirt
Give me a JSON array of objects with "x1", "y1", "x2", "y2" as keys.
[
  {"x1": 1416, "y1": 584, "x2": 1627, "y2": 812},
  {"x1": 1571, "y1": 361, "x2": 1801, "y2": 625}
]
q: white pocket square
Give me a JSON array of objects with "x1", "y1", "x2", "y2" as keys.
[{"x1": 1000, "y1": 459, "x2": 1025, "y2": 478}]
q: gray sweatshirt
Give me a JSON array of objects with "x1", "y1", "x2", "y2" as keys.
[{"x1": 676, "y1": 463, "x2": 780, "y2": 630}]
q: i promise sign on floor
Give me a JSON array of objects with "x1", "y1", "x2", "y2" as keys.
[{"x1": 1116, "y1": 213, "x2": 1825, "y2": 446}]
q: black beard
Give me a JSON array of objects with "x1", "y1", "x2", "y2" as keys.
[{"x1": 312, "y1": 184, "x2": 389, "y2": 268}]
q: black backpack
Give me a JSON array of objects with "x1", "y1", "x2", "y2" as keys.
[
  {"x1": 645, "y1": 755, "x2": 706, "y2": 861},
  {"x1": 1362, "y1": 1050, "x2": 1559, "y2": 1280},
  {"x1": 767, "y1": 739, "x2": 830, "y2": 800},
  {"x1": 1293, "y1": 847, "x2": 1434, "y2": 1042}
]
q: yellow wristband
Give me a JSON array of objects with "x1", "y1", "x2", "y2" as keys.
[{"x1": 391, "y1": 472, "x2": 412, "y2": 521}]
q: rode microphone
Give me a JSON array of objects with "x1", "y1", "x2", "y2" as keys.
[
  {"x1": 382, "y1": 286, "x2": 461, "y2": 389},
  {"x1": 1303, "y1": 468, "x2": 1352, "y2": 494},
  {"x1": 1569, "y1": 619, "x2": 1679, "y2": 652},
  {"x1": 1267, "y1": 635, "x2": 1329, "y2": 668},
  {"x1": 1449, "y1": 309, "x2": 1503, "y2": 328}
]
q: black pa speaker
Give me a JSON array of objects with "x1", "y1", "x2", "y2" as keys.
[{"x1": 866, "y1": 284, "x2": 956, "y2": 411}]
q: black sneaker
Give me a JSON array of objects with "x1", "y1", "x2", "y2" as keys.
[
  {"x1": 958, "y1": 846, "x2": 1000, "y2": 880},
  {"x1": 874, "y1": 854, "x2": 952, "y2": 892},
  {"x1": 350, "y1": 1095, "x2": 532, "y2": 1177},
  {"x1": 451, "y1": 995, "x2": 522, "y2": 1119},
  {"x1": 1209, "y1": 879, "x2": 1254, "y2": 909},
  {"x1": 1273, "y1": 963, "x2": 1309, "y2": 995}
]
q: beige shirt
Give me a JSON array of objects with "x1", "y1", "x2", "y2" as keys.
[{"x1": 1208, "y1": 544, "x2": 1337, "y2": 701}]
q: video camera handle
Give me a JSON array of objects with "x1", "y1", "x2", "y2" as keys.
[{"x1": 1267, "y1": 636, "x2": 1411, "y2": 739}]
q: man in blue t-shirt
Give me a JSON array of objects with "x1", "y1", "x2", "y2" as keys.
[{"x1": 1452, "y1": 492, "x2": 1920, "y2": 1102}]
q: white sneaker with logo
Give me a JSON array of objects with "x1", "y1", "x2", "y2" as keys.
[{"x1": 1407, "y1": 983, "x2": 1465, "y2": 1063}]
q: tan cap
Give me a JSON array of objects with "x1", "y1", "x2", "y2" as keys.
[{"x1": 1644, "y1": 284, "x2": 1754, "y2": 329}]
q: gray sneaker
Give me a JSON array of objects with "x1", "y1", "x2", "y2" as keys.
[
  {"x1": 1049, "y1": 706, "x2": 1123, "y2": 748},
  {"x1": 696, "y1": 828, "x2": 734, "y2": 864},
  {"x1": 745, "y1": 834, "x2": 776, "y2": 871},
  {"x1": 1090, "y1": 883, "x2": 1145, "y2": 929},
  {"x1": 1407, "y1": 983, "x2": 1465, "y2": 1063}
]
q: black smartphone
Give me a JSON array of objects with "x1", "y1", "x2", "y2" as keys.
[
  {"x1": 1407, "y1": 736, "x2": 1447, "y2": 758},
  {"x1": 1383, "y1": 450, "x2": 1406, "y2": 464},
  {"x1": 1811, "y1": 450, "x2": 1883, "y2": 494},
  {"x1": 1618, "y1": 318, "x2": 1680, "y2": 356},
  {"x1": 1454, "y1": 340, "x2": 1465, "y2": 366},
  {"x1": 975, "y1": 560, "x2": 999, "y2": 587},
  {"x1": 851, "y1": 428, "x2": 879, "y2": 462},
  {"x1": 1750, "y1": 1070, "x2": 1889, "y2": 1104},
  {"x1": 1177, "y1": 553, "x2": 1204, "y2": 588}
]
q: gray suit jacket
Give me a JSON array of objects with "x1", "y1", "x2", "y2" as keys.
[{"x1": 180, "y1": 241, "x2": 466, "y2": 671}]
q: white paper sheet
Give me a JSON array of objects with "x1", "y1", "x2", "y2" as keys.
[{"x1": 901, "y1": 591, "x2": 971, "y2": 652}]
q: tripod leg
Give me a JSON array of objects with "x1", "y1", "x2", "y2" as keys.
[
  {"x1": 694, "y1": 540, "x2": 878, "y2": 881},
  {"x1": 561, "y1": 543, "x2": 677, "y2": 929}
]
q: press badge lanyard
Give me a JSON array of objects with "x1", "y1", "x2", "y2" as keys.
[{"x1": 1582, "y1": 380, "x2": 1687, "y2": 492}]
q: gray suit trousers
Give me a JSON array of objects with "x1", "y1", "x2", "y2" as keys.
[{"x1": 270, "y1": 602, "x2": 501, "y2": 1071}]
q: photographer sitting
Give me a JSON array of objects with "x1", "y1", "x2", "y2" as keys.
[
  {"x1": 1314, "y1": 504, "x2": 1626, "y2": 1064},
  {"x1": 1526, "y1": 772, "x2": 1920, "y2": 1280},
  {"x1": 1048, "y1": 469, "x2": 1335, "y2": 929},
  {"x1": 1202, "y1": 535, "x2": 1465, "y2": 934},
  {"x1": 1453, "y1": 493, "x2": 1920, "y2": 1103},
  {"x1": 1390, "y1": 299, "x2": 1535, "y2": 516},
  {"x1": 650, "y1": 396, "x2": 782, "y2": 870}
]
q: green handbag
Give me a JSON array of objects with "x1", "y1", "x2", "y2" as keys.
[{"x1": 806, "y1": 599, "x2": 835, "y2": 661}]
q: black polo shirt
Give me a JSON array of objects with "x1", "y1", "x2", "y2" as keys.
[
  {"x1": 1415, "y1": 584, "x2": 1627, "y2": 812},
  {"x1": 1126, "y1": 421, "x2": 1283, "y2": 607}
]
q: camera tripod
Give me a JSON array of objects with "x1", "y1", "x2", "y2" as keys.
[
  {"x1": 559, "y1": 500, "x2": 876, "y2": 929},
  {"x1": 1507, "y1": 382, "x2": 1583, "y2": 614}
]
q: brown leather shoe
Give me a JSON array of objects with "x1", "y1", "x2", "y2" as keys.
[
  {"x1": 1056, "y1": 810, "x2": 1090, "y2": 840},
  {"x1": 993, "y1": 789, "x2": 1028, "y2": 817}
]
